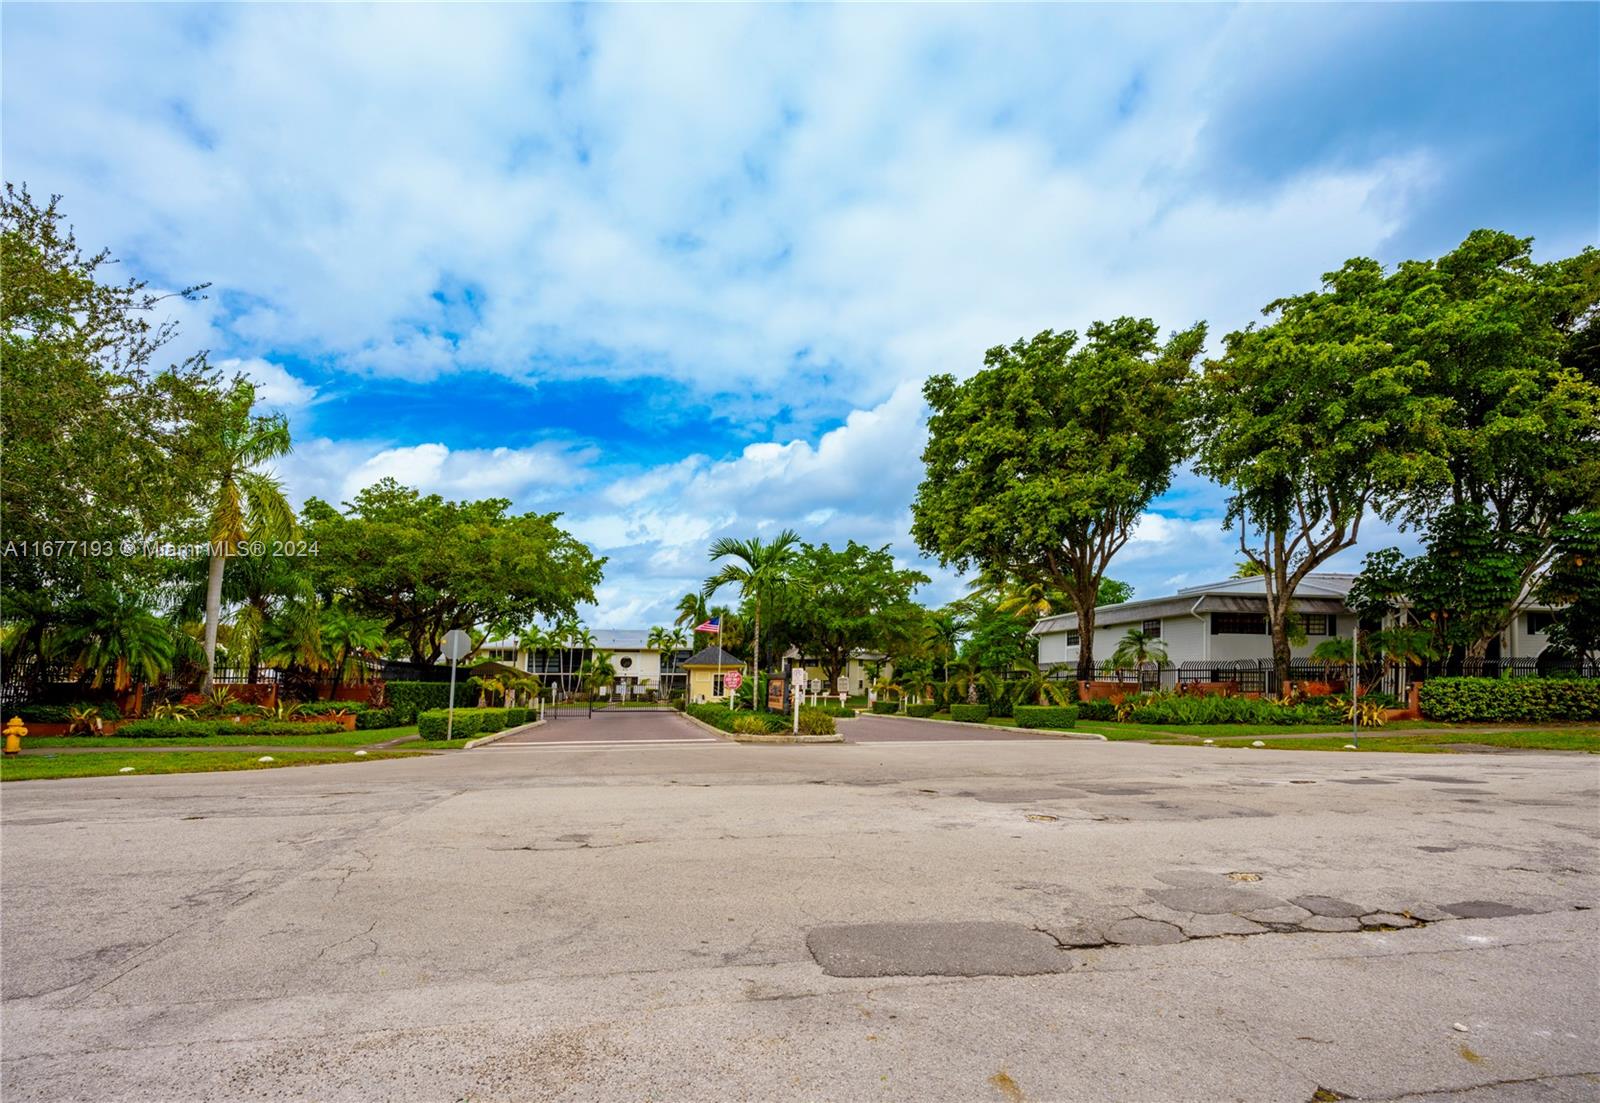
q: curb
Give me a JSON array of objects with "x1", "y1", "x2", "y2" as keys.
[
  {"x1": 461, "y1": 716, "x2": 547, "y2": 750},
  {"x1": 677, "y1": 711, "x2": 844, "y2": 745},
  {"x1": 867, "y1": 712, "x2": 1107, "y2": 741}
]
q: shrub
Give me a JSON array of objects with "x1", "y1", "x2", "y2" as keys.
[
  {"x1": 1014, "y1": 705, "x2": 1079, "y2": 730},
  {"x1": 687, "y1": 703, "x2": 786, "y2": 734},
  {"x1": 505, "y1": 707, "x2": 529, "y2": 727},
  {"x1": 234, "y1": 721, "x2": 345, "y2": 736},
  {"x1": 1418, "y1": 677, "x2": 1600, "y2": 722},
  {"x1": 17, "y1": 702, "x2": 121, "y2": 723},
  {"x1": 950, "y1": 704, "x2": 990, "y2": 722},
  {"x1": 387, "y1": 680, "x2": 475, "y2": 722},
  {"x1": 906, "y1": 703, "x2": 938, "y2": 718},
  {"x1": 115, "y1": 720, "x2": 220, "y2": 739},
  {"x1": 1077, "y1": 699, "x2": 1116, "y2": 721},
  {"x1": 732, "y1": 714, "x2": 769, "y2": 735},
  {"x1": 809, "y1": 703, "x2": 856, "y2": 718},
  {"x1": 1114, "y1": 690, "x2": 1333, "y2": 726},
  {"x1": 796, "y1": 707, "x2": 837, "y2": 736},
  {"x1": 474, "y1": 708, "x2": 509, "y2": 732},
  {"x1": 871, "y1": 700, "x2": 900, "y2": 714},
  {"x1": 416, "y1": 708, "x2": 485, "y2": 740},
  {"x1": 354, "y1": 708, "x2": 400, "y2": 730}
]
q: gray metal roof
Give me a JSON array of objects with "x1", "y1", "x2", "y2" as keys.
[
  {"x1": 682, "y1": 645, "x2": 745, "y2": 668},
  {"x1": 1031, "y1": 574, "x2": 1355, "y2": 635}
]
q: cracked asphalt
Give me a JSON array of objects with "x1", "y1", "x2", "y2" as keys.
[{"x1": 3, "y1": 710, "x2": 1597, "y2": 1102}]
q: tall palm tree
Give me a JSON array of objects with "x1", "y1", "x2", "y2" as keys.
[
  {"x1": 550, "y1": 617, "x2": 578, "y2": 695},
  {"x1": 924, "y1": 611, "x2": 963, "y2": 682},
  {"x1": 519, "y1": 625, "x2": 553, "y2": 679},
  {"x1": 673, "y1": 593, "x2": 708, "y2": 634},
  {"x1": 581, "y1": 650, "x2": 616, "y2": 699},
  {"x1": 200, "y1": 388, "x2": 295, "y2": 692},
  {"x1": 703, "y1": 530, "x2": 801, "y2": 701},
  {"x1": 572, "y1": 625, "x2": 596, "y2": 694}
]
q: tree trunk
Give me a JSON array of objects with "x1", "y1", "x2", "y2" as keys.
[
  {"x1": 752, "y1": 609, "x2": 762, "y2": 710},
  {"x1": 202, "y1": 551, "x2": 226, "y2": 692},
  {"x1": 1267, "y1": 589, "x2": 1294, "y2": 693},
  {"x1": 1073, "y1": 594, "x2": 1097, "y2": 683}
]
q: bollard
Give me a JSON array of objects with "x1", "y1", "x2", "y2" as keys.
[{"x1": 4, "y1": 715, "x2": 27, "y2": 756}]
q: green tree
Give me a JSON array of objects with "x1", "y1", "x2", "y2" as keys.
[
  {"x1": 1197, "y1": 253, "x2": 1447, "y2": 688},
  {"x1": 196, "y1": 381, "x2": 296, "y2": 691},
  {"x1": 923, "y1": 610, "x2": 963, "y2": 682},
  {"x1": 300, "y1": 479, "x2": 604, "y2": 664},
  {"x1": 1539, "y1": 511, "x2": 1600, "y2": 665},
  {"x1": 914, "y1": 316, "x2": 1205, "y2": 681},
  {"x1": 1108, "y1": 627, "x2": 1168, "y2": 680},
  {"x1": 790, "y1": 541, "x2": 928, "y2": 691},
  {"x1": 702, "y1": 530, "x2": 801, "y2": 696},
  {"x1": 1, "y1": 184, "x2": 226, "y2": 624},
  {"x1": 59, "y1": 589, "x2": 175, "y2": 692}
]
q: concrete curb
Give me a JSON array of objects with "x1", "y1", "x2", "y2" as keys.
[
  {"x1": 677, "y1": 710, "x2": 844, "y2": 745},
  {"x1": 867, "y1": 712, "x2": 1107, "y2": 741},
  {"x1": 461, "y1": 717, "x2": 547, "y2": 750}
]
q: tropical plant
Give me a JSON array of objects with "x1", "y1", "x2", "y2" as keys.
[
  {"x1": 258, "y1": 600, "x2": 324, "y2": 673},
  {"x1": 580, "y1": 650, "x2": 616, "y2": 699},
  {"x1": 1110, "y1": 628, "x2": 1168, "y2": 681},
  {"x1": 1008, "y1": 658, "x2": 1074, "y2": 707},
  {"x1": 320, "y1": 606, "x2": 388, "y2": 695},
  {"x1": 923, "y1": 611, "x2": 963, "y2": 682},
  {"x1": 197, "y1": 381, "x2": 297, "y2": 692},
  {"x1": 66, "y1": 705, "x2": 105, "y2": 736},
  {"x1": 59, "y1": 590, "x2": 176, "y2": 692},
  {"x1": 146, "y1": 701, "x2": 197, "y2": 721},
  {"x1": 703, "y1": 530, "x2": 802, "y2": 695}
]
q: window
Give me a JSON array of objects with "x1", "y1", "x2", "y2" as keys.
[
  {"x1": 1141, "y1": 619, "x2": 1162, "y2": 639},
  {"x1": 1527, "y1": 611, "x2": 1557, "y2": 635},
  {"x1": 713, "y1": 674, "x2": 726, "y2": 696},
  {"x1": 1297, "y1": 613, "x2": 1332, "y2": 636},
  {"x1": 1065, "y1": 630, "x2": 1081, "y2": 647},
  {"x1": 619, "y1": 656, "x2": 633, "y2": 669},
  {"x1": 1212, "y1": 612, "x2": 1267, "y2": 635}
]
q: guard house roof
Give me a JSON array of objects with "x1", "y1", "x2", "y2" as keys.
[{"x1": 680, "y1": 645, "x2": 746, "y2": 668}]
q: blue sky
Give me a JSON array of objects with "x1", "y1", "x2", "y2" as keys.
[{"x1": 4, "y1": 2, "x2": 1596, "y2": 627}]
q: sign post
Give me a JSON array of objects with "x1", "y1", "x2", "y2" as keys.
[
  {"x1": 791, "y1": 667, "x2": 806, "y2": 734},
  {"x1": 724, "y1": 669, "x2": 743, "y2": 708},
  {"x1": 1350, "y1": 625, "x2": 1360, "y2": 749},
  {"x1": 441, "y1": 629, "x2": 472, "y2": 741}
]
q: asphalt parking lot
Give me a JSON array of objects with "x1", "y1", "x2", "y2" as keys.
[{"x1": 3, "y1": 716, "x2": 1596, "y2": 1102}]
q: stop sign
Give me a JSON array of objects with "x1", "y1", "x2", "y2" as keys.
[{"x1": 724, "y1": 671, "x2": 743, "y2": 691}]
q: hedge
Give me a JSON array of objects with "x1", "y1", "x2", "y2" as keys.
[
  {"x1": 950, "y1": 704, "x2": 990, "y2": 722},
  {"x1": 871, "y1": 700, "x2": 900, "y2": 714},
  {"x1": 1418, "y1": 678, "x2": 1600, "y2": 722},
  {"x1": 354, "y1": 708, "x2": 401, "y2": 730},
  {"x1": 1077, "y1": 699, "x2": 1116, "y2": 721},
  {"x1": 905, "y1": 703, "x2": 938, "y2": 718},
  {"x1": 1014, "y1": 705, "x2": 1079, "y2": 730},
  {"x1": 415, "y1": 708, "x2": 492, "y2": 740},
  {"x1": 114, "y1": 720, "x2": 345, "y2": 739},
  {"x1": 387, "y1": 680, "x2": 476, "y2": 722},
  {"x1": 505, "y1": 707, "x2": 529, "y2": 727}
]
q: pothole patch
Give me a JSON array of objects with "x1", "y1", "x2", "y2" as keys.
[
  {"x1": 805, "y1": 922, "x2": 1072, "y2": 977},
  {"x1": 1227, "y1": 871, "x2": 1263, "y2": 882}
]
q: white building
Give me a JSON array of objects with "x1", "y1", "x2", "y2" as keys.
[{"x1": 478, "y1": 629, "x2": 692, "y2": 699}]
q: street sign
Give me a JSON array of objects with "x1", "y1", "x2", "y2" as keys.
[
  {"x1": 723, "y1": 670, "x2": 744, "y2": 691},
  {"x1": 441, "y1": 629, "x2": 473, "y2": 661}
]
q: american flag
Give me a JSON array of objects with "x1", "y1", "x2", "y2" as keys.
[{"x1": 695, "y1": 616, "x2": 721, "y2": 634}]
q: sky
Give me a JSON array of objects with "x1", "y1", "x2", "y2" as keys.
[{"x1": 4, "y1": 2, "x2": 1597, "y2": 628}]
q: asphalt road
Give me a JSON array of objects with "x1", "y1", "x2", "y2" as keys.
[{"x1": 3, "y1": 712, "x2": 1596, "y2": 1102}]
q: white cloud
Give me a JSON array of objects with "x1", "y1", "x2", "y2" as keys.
[{"x1": 215, "y1": 357, "x2": 318, "y2": 411}]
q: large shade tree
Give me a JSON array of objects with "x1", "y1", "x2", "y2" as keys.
[
  {"x1": 913, "y1": 316, "x2": 1205, "y2": 680},
  {"x1": 790, "y1": 541, "x2": 928, "y2": 692},
  {"x1": 301, "y1": 479, "x2": 604, "y2": 664}
]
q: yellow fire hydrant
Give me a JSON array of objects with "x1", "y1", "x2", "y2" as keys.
[{"x1": 4, "y1": 716, "x2": 26, "y2": 756}]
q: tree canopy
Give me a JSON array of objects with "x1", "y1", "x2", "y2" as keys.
[
  {"x1": 301, "y1": 479, "x2": 604, "y2": 664},
  {"x1": 789, "y1": 541, "x2": 928, "y2": 689},
  {"x1": 913, "y1": 316, "x2": 1204, "y2": 679}
]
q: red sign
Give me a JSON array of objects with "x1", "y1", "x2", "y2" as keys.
[{"x1": 723, "y1": 671, "x2": 743, "y2": 691}]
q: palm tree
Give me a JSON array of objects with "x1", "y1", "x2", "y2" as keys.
[
  {"x1": 550, "y1": 617, "x2": 578, "y2": 695},
  {"x1": 259, "y1": 600, "x2": 324, "y2": 675},
  {"x1": 924, "y1": 611, "x2": 963, "y2": 682},
  {"x1": 581, "y1": 650, "x2": 616, "y2": 700},
  {"x1": 60, "y1": 590, "x2": 175, "y2": 692},
  {"x1": 519, "y1": 625, "x2": 553, "y2": 680},
  {"x1": 1110, "y1": 627, "x2": 1168, "y2": 684},
  {"x1": 946, "y1": 657, "x2": 987, "y2": 707},
  {"x1": 1009, "y1": 657, "x2": 1073, "y2": 707},
  {"x1": 674, "y1": 593, "x2": 708, "y2": 634},
  {"x1": 320, "y1": 606, "x2": 388, "y2": 697},
  {"x1": 199, "y1": 388, "x2": 295, "y2": 692},
  {"x1": 572, "y1": 626, "x2": 596, "y2": 694},
  {"x1": 703, "y1": 530, "x2": 801, "y2": 703}
]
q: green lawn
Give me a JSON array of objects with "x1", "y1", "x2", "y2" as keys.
[
  {"x1": 1195, "y1": 729, "x2": 1600, "y2": 754},
  {"x1": 1073, "y1": 719, "x2": 1437, "y2": 740},
  {"x1": 1, "y1": 749, "x2": 433, "y2": 782},
  {"x1": 24, "y1": 724, "x2": 422, "y2": 750}
]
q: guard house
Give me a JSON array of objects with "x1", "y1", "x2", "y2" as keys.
[{"x1": 681, "y1": 645, "x2": 745, "y2": 703}]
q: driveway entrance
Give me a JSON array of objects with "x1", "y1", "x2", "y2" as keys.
[{"x1": 484, "y1": 706, "x2": 720, "y2": 748}]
